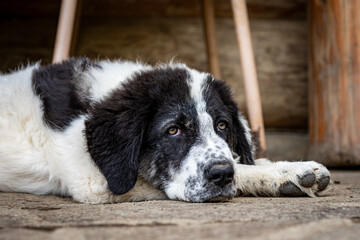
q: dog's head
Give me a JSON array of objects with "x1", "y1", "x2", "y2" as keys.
[{"x1": 85, "y1": 64, "x2": 254, "y2": 202}]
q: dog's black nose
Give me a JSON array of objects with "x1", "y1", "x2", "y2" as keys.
[{"x1": 205, "y1": 164, "x2": 234, "y2": 187}]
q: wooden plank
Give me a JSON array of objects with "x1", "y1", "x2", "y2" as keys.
[
  {"x1": 231, "y1": 0, "x2": 266, "y2": 158},
  {"x1": 308, "y1": 0, "x2": 360, "y2": 166},
  {"x1": 52, "y1": 0, "x2": 78, "y2": 63},
  {"x1": 0, "y1": 0, "x2": 306, "y2": 20},
  {"x1": 70, "y1": 0, "x2": 83, "y2": 57},
  {"x1": 201, "y1": 0, "x2": 221, "y2": 79}
]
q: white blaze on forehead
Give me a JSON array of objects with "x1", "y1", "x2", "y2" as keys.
[
  {"x1": 187, "y1": 69, "x2": 210, "y2": 113},
  {"x1": 187, "y1": 68, "x2": 233, "y2": 159}
]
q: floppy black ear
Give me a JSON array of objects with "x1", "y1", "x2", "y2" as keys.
[
  {"x1": 231, "y1": 112, "x2": 255, "y2": 165},
  {"x1": 85, "y1": 100, "x2": 147, "y2": 195}
]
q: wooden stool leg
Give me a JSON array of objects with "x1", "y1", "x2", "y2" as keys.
[
  {"x1": 231, "y1": 0, "x2": 266, "y2": 158},
  {"x1": 52, "y1": 0, "x2": 79, "y2": 63},
  {"x1": 201, "y1": 0, "x2": 221, "y2": 79}
]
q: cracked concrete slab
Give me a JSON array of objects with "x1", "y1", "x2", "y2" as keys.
[{"x1": 0, "y1": 170, "x2": 359, "y2": 240}]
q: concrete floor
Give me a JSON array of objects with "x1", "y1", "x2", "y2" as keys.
[{"x1": 0, "y1": 170, "x2": 359, "y2": 240}]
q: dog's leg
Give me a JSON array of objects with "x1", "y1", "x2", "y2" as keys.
[{"x1": 235, "y1": 159, "x2": 331, "y2": 197}]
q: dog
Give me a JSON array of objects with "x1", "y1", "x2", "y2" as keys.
[{"x1": 0, "y1": 58, "x2": 331, "y2": 204}]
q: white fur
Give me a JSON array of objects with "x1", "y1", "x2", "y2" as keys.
[
  {"x1": 82, "y1": 60, "x2": 151, "y2": 102},
  {"x1": 0, "y1": 64, "x2": 65, "y2": 195},
  {"x1": 235, "y1": 159, "x2": 331, "y2": 197},
  {"x1": 188, "y1": 68, "x2": 209, "y2": 112}
]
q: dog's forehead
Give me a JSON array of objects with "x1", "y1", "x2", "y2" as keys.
[
  {"x1": 153, "y1": 67, "x2": 215, "y2": 123},
  {"x1": 186, "y1": 68, "x2": 210, "y2": 112},
  {"x1": 185, "y1": 68, "x2": 225, "y2": 114}
]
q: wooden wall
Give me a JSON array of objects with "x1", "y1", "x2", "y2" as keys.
[{"x1": 0, "y1": 0, "x2": 308, "y2": 130}]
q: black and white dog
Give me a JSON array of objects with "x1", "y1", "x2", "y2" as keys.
[{"x1": 0, "y1": 58, "x2": 331, "y2": 203}]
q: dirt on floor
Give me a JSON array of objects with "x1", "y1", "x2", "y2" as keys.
[{"x1": 0, "y1": 170, "x2": 359, "y2": 240}]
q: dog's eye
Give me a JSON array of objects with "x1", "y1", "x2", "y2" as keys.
[
  {"x1": 217, "y1": 121, "x2": 227, "y2": 131},
  {"x1": 168, "y1": 127, "x2": 181, "y2": 136}
]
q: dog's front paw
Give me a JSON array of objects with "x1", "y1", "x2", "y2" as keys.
[{"x1": 277, "y1": 161, "x2": 331, "y2": 197}]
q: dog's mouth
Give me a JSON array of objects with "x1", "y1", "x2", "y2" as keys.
[
  {"x1": 192, "y1": 189, "x2": 236, "y2": 203},
  {"x1": 182, "y1": 182, "x2": 237, "y2": 203}
]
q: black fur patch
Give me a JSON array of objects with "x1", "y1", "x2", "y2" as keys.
[
  {"x1": 202, "y1": 76, "x2": 254, "y2": 165},
  {"x1": 140, "y1": 99, "x2": 199, "y2": 190},
  {"x1": 31, "y1": 58, "x2": 97, "y2": 130},
  {"x1": 85, "y1": 66, "x2": 197, "y2": 195}
]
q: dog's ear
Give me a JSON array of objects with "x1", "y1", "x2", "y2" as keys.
[
  {"x1": 230, "y1": 112, "x2": 255, "y2": 165},
  {"x1": 85, "y1": 98, "x2": 148, "y2": 195}
]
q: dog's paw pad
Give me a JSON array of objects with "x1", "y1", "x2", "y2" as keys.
[
  {"x1": 274, "y1": 161, "x2": 331, "y2": 197},
  {"x1": 279, "y1": 182, "x2": 305, "y2": 197},
  {"x1": 317, "y1": 176, "x2": 330, "y2": 191},
  {"x1": 298, "y1": 172, "x2": 316, "y2": 188}
]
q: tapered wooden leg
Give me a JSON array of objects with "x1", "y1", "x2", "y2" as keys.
[
  {"x1": 52, "y1": 0, "x2": 79, "y2": 63},
  {"x1": 201, "y1": 0, "x2": 221, "y2": 79},
  {"x1": 231, "y1": 0, "x2": 266, "y2": 158}
]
